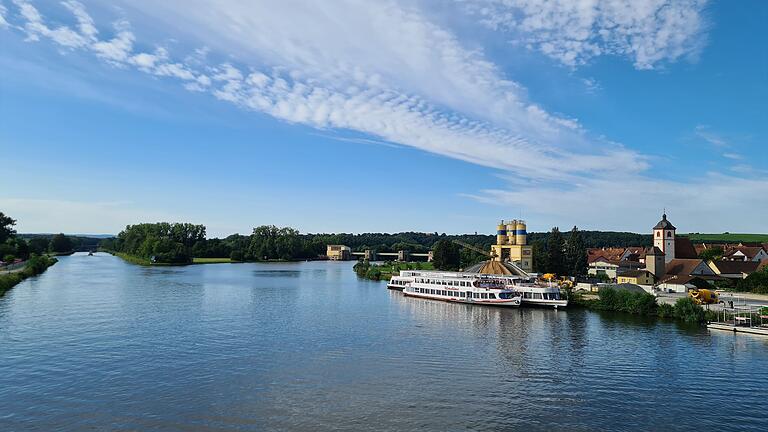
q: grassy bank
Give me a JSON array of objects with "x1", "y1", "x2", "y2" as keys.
[
  {"x1": 354, "y1": 261, "x2": 434, "y2": 281},
  {"x1": 0, "y1": 255, "x2": 58, "y2": 296},
  {"x1": 112, "y1": 252, "x2": 154, "y2": 266},
  {"x1": 110, "y1": 250, "x2": 293, "y2": 266},
  {"x1": 573, "y1": 287, "x2": 709, "y2": 324},
  {"x1": 192, "y1": 257, "x2": 234, "y2": 264},
  {"x1": 683, "y1": 233, "x2": 768, "y2": 243}
]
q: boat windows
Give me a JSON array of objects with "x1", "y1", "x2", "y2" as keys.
[
  {"x1": 488, "y1": 293, "x2": 496, "y2": 299},
  {"x1": 533, "y1": 293, "x2": 543, "y2": 299}
]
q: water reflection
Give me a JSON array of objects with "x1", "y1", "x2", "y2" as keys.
[{"x1": 0, "y1": 254, "x2": 767, "y2": 431}]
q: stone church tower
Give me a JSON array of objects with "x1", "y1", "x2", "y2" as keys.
[{"x1": 653, "y1": 213, "x2": 676, "y2": 263}]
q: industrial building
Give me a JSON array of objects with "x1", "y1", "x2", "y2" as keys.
[
  {"x1": 490, "y1": 220, "x2": 533, "y2": 272},
  {"x1": 326, "y1": 245, "x2": 351, "y2": 261}
]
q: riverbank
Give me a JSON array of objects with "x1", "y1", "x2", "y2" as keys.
[
  {"x1": 0, "y1": 255, "x2": 58, "y2": 296},
  {"x1": 571, "y1": 287, "x2": 712, "y2": 324},
  {"x1": 109, "y1": 251, "x2": 296, "y2": 266}
]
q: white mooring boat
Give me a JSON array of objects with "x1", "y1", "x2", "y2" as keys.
[
  {"x1": 389, "y1": 271, "x2": 522, "y2": 307},
  {"x1": 388, "y1": 270, "x2": 567, "y2": 308}
]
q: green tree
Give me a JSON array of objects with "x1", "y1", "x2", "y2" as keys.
[
  {"x1": 28, "y1": 237, "x2": 50, "y2": 255},
  {"x1": 49, "y1": 233, "x2": 73, "y2": 253},
  {"x1": 565, "y1": 226, "x2": 587, "y2": 277},
  {"x1": 531, "y1": 239, "x2": 547, "y2": 273},
  {"x1": 0, "y1": 212, "x2": 16, "y2": 244},
  {"x1": 546, "y1": 227, "x2": 565, "y2": 275},
  {"x1": 698, "y1": 247, "x2": 723, "y2": 261},
  {"x1": 432, "y1": 239, "x2": 461, "y2": 271}
]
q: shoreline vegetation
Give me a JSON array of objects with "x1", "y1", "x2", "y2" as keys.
[
  {"x1": 0, "y1": 255, "x2": 58, "y2": 296},
  {"x1": 571, "y1": 287, "x2": 717, "y2": 324},
  {"x1": 353, "y1": 261, "x2": 434, "y2": 281}
]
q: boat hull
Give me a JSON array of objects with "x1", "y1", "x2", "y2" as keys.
[
  {"x1": 402, "y1": 291, "x2": 521, "y2": 307},
  {"x1": 520, "y1": 299, "x2": 568, "y2": 309}
]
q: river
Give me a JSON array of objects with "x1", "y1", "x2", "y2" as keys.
[{"x1": 1, "y1": 253, "x2": 767, "y2": 431}]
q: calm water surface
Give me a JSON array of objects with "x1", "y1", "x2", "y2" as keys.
[{"x1": 1, "y1": 253, "x2": 767, "y2": 431}]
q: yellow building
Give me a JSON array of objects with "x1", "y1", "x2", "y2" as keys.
[
  {"x1": 616, "y1": 270, "x2": 655, "y2": 285},
  {"x1": 490, "y1": 220, "x2": 533, "y2": 272},
  {"x1": 326, "y1": 245, "x2": 351, "y2": 261}
]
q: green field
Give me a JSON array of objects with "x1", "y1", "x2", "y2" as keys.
[
  {"x1": 192, "y1": 257, "x2": 234, "y2": 264},
  {"x1": 682, "y1": 233, "x2": 768, "y2": 243}
]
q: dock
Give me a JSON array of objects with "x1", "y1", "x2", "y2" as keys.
[
  {"x1": 707, "y1": 322, "x2": 768, "y2": 336},
  {"x1": 706, "y1": 301, "x2": 768, "y2": 337}
]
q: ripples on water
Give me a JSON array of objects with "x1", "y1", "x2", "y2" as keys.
[{"x1": 1, "y1": 253, "x2": 767, "y2": 431}]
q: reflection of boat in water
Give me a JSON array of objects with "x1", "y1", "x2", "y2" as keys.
[
  {"x1": 388, "y1": 270, "x2": 567, "y2": 308},
  {"x1": 389, "y1": 271, "x2": 522, "y2": 307}
]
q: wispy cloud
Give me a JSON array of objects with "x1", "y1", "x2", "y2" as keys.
[
  {"x1": 4, "y1": 1, "x2": 763, "y2": 232},
  {"x1": 460, "y1": 0, "x2": 708, "y2": 70},
  {"x1": 467, "y1": 173, "x2": 768, "y2": 232},
  {"x1": 2, "y1": 0, "x2": 647, "y2": 183},
  {"x1": 695, "y1": 124, "x2": 729, "y2": 147}
]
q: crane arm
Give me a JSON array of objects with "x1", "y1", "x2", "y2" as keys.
[{"x1": 451, "y1": 240, "x2": 496, "y2": 258}]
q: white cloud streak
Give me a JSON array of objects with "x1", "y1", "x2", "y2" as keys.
[
  {"x1": 468, "y1": 173, "x2": 768, "y2": 232},
  {"x1": 3, "y1": 0, "x2": 649, "y2": 182},
  {"x1": 460, "y1": 0, "x2": 708, "y2": 69},
  {"x1": 4, "y1": 1, "x2": 765, "y2": 231}
]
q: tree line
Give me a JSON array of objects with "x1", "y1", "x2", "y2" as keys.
[
  {"x1": 428, "y1": 226, "x2": 590, "y2": 277},
  {"x1": 1, "y1": 212, "x2": 80, "y2": 263}
]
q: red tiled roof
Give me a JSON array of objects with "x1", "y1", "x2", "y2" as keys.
[
  {"x1": 674, "y1": 238, "x2": 698, "y2": 259},
  {"x1": 587, "y1": 247, "x2": 625, "y2": 264}
]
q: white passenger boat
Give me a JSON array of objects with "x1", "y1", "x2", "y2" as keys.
[
  {"x1": 388, "y1": 270, "x2": 567, "y2": 308},
  {"x1": 391, "y1": 271, "x2": 522, "y2": 307},
  {"x1": 512, "y1": 282, "x2": 568, "y2": 309},
  {"x1": 387, "y1": 271, "x2": 416, "y2": 290}
]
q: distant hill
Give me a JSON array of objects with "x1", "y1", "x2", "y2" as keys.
[{"x1": 20, "y1": 233, "x2": 115, "y2": 239}]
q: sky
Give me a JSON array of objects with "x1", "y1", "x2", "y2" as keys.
[{"x1": 0, "y1": 0, "x2": 766, "y2": 237}]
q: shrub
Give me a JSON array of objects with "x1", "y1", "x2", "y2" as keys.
[
  {"x1": 3, "y1": 254, "x2": 15, "y2": 264},
  {"x1": 365, "y1": 267, "x2": 382, "y2": 281},
  {"x1": 673, "y1": 298, "x2": 706, "y2": 323},
  {"x1": 657, "y1": 303, "x2": 674, "y2": 318}
]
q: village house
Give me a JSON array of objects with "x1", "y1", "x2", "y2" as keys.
[{"x1": 707, "y1": 260, "x2": 760, "y2": 279}]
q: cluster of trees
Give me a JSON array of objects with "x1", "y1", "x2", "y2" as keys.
[
  {"x1": 1, "y1": 212, "x2": 78, "y2": 263},
  {"x1": 531, "y1": 226, "x2": 588, "y2": 277},
  {"x1": 102, "y1": 223, "x2": 325, "y2": 263},
  {"x1": 731, "y1": 267, "x2": 768, "y2": 294},
  {"x1": 101, "y1": 223, "x2": 207, "y2": 264}
]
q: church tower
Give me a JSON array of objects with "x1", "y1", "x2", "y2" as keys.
[{"x1": 653, "y1": 213, "x2": 676, "y2": 263}]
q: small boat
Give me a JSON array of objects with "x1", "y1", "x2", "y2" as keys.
[
  {"x1": 88, "y1": 251, "x2": 94, "y2": 256},
  {"x1": 512, "y1": 282, "x2": 568, "y2": 309}
]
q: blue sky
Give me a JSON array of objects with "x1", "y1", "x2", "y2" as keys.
[{"x1": 1, "y1": 0, "x2": 766, "y2": 236}]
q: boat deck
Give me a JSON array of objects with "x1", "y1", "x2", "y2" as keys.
[{"x1": 707, "y1": 322, "x2": 768, "y2": 336}]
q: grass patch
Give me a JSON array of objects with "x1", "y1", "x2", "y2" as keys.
[
  {"x1": 682, "y1": 233, "x2": 768, "y2": 243},
  {"x1": 0, "y1": 255, "x2": 57, "y2": 296},
  {"x1": 113, "y1": 252, "x2": 153, "y2": 266},
  {"x1": 192, "y1": 257, "x2": 233, "y2": 264}
]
